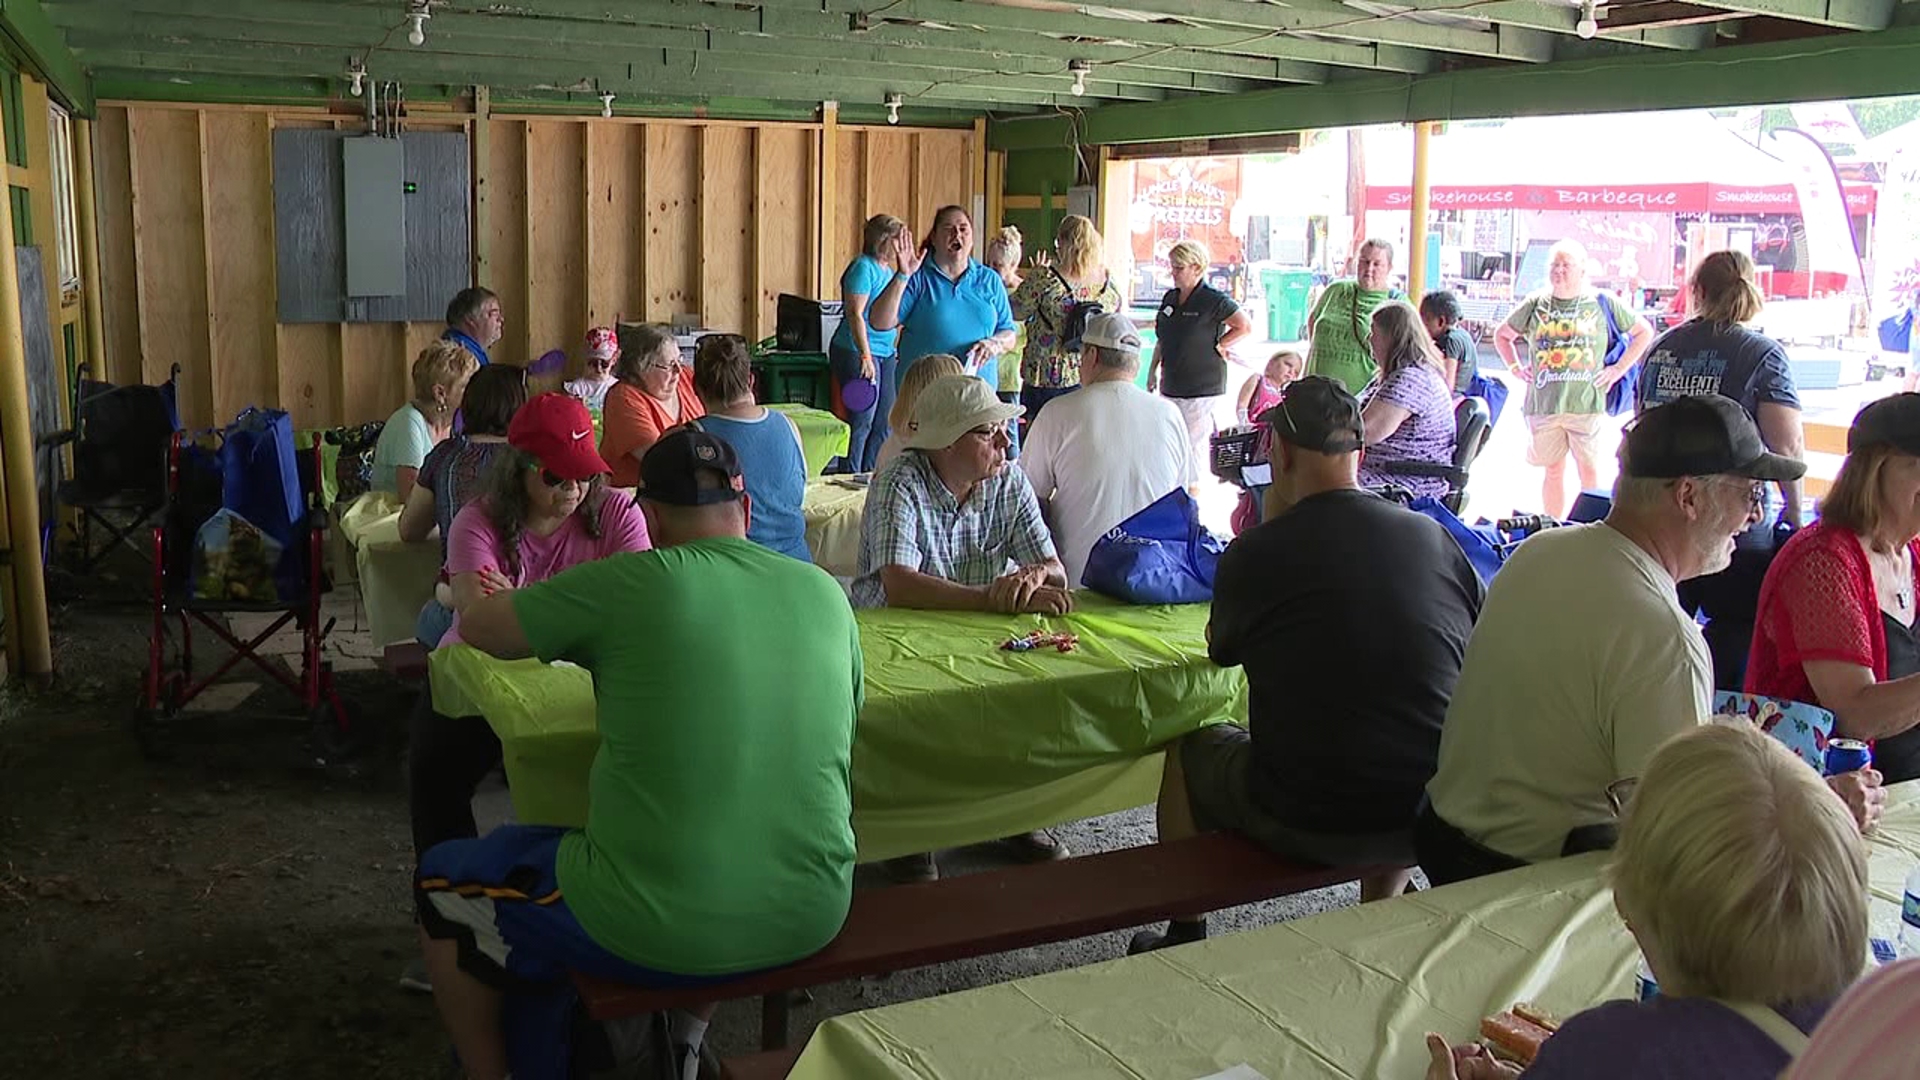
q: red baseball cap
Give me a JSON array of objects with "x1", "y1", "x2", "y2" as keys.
[{"x1": 508, "y1": 392, "x2": 610, "y2": 481}]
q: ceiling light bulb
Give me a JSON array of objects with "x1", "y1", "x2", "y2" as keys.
[
  {"x1": 406, "y1": 6, "x2": 430, "y2": 47},
  {"x1": 600, "y1": 92, "x2": 615, "y2": 119},
  {"x1": 1576, "y1": 1, "x2": 1599, "y2": 38},
  {"x1": 348, "y1": 65, "x2": 366, "y2": 97},
  {"x1": 885, "y1": 93, "x2": 902, "y2": 125},
  {"x1": 1068, "y1": 59, "x2": 1091, "y2": 97}
]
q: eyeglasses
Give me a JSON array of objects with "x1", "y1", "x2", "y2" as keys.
[{"x1": 535, "y1": 467, "x2": 580, "y2": 489}]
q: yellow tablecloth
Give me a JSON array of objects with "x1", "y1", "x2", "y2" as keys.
[
  {"x1": 770, "y1": 403, "x2": 851, "y2": 477},
  {"x1": 803, "y1": 477, "x2": 867, "y2": 578},
  {"x1": 789, "y1": 783, "x2": 1920, "y2": 1080},
  {"x1": 429, "y1": 594, "x2": 1245, "y2": 861},
  {"x1": 338, "y1": 491, "x2": 442, "y2": 648}
]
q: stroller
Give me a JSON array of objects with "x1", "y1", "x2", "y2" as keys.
[
  {"x1": 137, "y1": 411, "x2": 357, "y2": 759},
  {"x1": 40, "y1": 364, "x2": 181, "y2": 576}
]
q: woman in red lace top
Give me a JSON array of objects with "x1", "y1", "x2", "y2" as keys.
[{"x1": 1748, "y1": 393, "x2": 1920, "y2": 782}]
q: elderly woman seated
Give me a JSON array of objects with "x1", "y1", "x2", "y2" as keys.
[
  {"x1": 1748, "y1": 393, "x2": 1920, "y2": 783},
  {"x1": 372, "y1": 341, "x2": 478, "y2": 502},
  {"x1": 1355, "y1": 300, "x2": 1457, "y2": 501},
  {"x1": 1426, "y1": 720, "x2": 1869, "y2": 1079},
  {"x1": 600, "y1": 323, "x2": 704, "y2": 489}
]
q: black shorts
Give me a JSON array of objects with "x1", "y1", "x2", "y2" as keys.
[{"x1": 1179, "y1": 725, "x2": 1417, "y2": 868}]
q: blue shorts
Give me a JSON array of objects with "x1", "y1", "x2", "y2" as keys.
[
  {"x1": 417, "y1": 825, "x2": 748, "y2": 1080},
  {"x1": 416, "y1": 823, "x2": 738, "y2": 991}
]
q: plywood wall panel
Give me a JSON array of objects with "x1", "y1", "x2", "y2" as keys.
[
  {"x1": 526, "y1": 121, "x2": 584, "y2": 362},
  {"x1": 487, "y1": 119, "x2": 528, "y2": 367},
  {"x1": 340, "y1": 322, "x2": 407, "y2": 425},
  {"x1": 275, "y1": 323, "x2": 340, "y2": 430},
  {"x1": 698, "y1": 126, "x2": 753, "y2": 335},
  {"x1": 644, "y1": 124, "x2": 698, "y2": 323},
  {"x1": 94, "y1": 105, "x2": 978, "y2": 429},
  {"x1": 203, "y1": 111, "x2": 277, "y2": 423},
  {"x1": 127, "y1": 108, "x2": 212, "y2": 426},
  {"x1": 921, "y1": 132, "x2": 972, "y2": 223},
  {"x1": 865, "y1": 131, "x2": 914, "y2": 240},
  {"x1": 94, "y1": 107, "x2": 140, "y2": 388},
  {"x1": 586, "y1": 123, "x2": 644, "y2": 336},
  {"x1": 756, "y1": 126, "x2": 812, "y2": 335},
  {"x1": 831, "y1": 130, "x2": 866, "y2": 278}
]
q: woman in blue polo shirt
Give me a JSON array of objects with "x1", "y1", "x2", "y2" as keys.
[
  {"x1": 869, "y1": 205, "x2": 1018, "y2": 392},
  {"x1": 830, "y1": 214, "x2": 906, "y2": 474}
]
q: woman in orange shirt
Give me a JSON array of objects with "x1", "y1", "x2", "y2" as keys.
[{"x1": 599, "y1": 323, "x2": 706, "y2": 487}]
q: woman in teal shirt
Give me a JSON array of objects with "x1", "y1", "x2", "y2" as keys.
[
  {"x1": 830, "y1": 214, "x2": 905, "y2": 473},
  {"x1": 869, "y1": 205, "x2": 1018, "y2": 392}
]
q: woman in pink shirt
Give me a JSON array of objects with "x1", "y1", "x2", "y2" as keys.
[{"x1": 402, "y1": 392, "x2": 649, "y2": 993}]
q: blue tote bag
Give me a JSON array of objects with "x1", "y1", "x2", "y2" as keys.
[
  {"x1": 1082, "y1": 489, "x2": 1225, "y2": 605},
  {"x1": 1407, "y1": 495, "x2": 1505, "y2": 586},
  {"x1": 219, "y1": 407, "x2": 305, "y2": 599}
]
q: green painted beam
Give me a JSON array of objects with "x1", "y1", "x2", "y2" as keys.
[
  {"x1": 74, "y1": 41, "x2": 1067, "y2": 109},
  {"x1": 1079, "y1": 0, "x2": 1712, "y2": 51},
  {"x1": 46, "y1": 0, "x2": 1363, "y2": 83},
  {"x1": 1, "y1": 0, "x2": 90, "y2": 112},
  {"x1": 775, "y1": 0, "x2": 1556, "y2": 61},
  {"x1": 1672, "y1": 0, "x2": 1892, "y2": 30},
  {"x1": 88, "y1": 68, "x2": 983, "y2": 126},
  {"x1": 47, "y1": 7, "x2": 1293, "y2": 94},
  {"x1": 990, "y1": 23, "x2": 1920, "y2": 148}
]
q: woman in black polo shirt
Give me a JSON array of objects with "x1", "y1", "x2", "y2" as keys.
[{"x1": 1146, "y1": 239, "x2": 1254, "y2": 487}]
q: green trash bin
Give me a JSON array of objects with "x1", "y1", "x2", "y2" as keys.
[{"x1": 1260, "y1": 269, "x2": 1315, "y2": 343}]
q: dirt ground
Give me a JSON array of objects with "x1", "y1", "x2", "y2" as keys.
[{"x1": 0, "y1": 562, "x2": 1365, "y2": 1079}]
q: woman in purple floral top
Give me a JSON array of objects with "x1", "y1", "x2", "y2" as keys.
[
  {"x1": 1356, "y1": 300, "x2": 1455, "y2": 499},
  {"x1": 1009, "y1": 214, "x2": 1121, "y2": 423}
]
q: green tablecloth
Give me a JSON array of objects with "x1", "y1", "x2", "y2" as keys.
[
  {"x1": 789, "y1": 782, "x2": 1920, "y2": 1080},
  {"x1": 429, "y1": 593, "x2": 1244, "y2": 861},
  {"x1": 770, "y1": 403, "x2": 851, "y2": 476},
  {"x1": 802, "y1": 476, "x2": 867, "y2": 578}
]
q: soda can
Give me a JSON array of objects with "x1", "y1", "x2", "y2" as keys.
[{"x1": 1824, "y1": 738, "x2": 1873, "y2": 777}]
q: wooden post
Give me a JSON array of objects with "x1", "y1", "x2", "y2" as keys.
[
  {"x1": 971, "y1": 116, "x2": 987, "y2": 229},
  {"x1": 1408, "y1": 121, "x2": 1433, "y2": 298},
  {"x1": 472, "y1": 86, "x2": 491, "y2": 287},
  {"x1": 817, "y1": 101, "x2": 838, "y2": 298},
  {"x1": 74, "y1": 116, "x2": 105, "y2": 383},
  {"x1": 0, "y1": 93, "x2": 53, "y2": 682}
]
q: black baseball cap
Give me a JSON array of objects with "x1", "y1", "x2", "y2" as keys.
[
  {"x1": 1621, "y1": 394, "x2": 1805, "y2": 481},
  {"x1": 1849, "y1": 393, "x2": 1920, "y2": 457},
  {"x1": 1264, "y1": 375, "x2": 1365, "y2": 454},
  {"x1": 638, "y1": 426, "x2": 747, "y2": 506}
]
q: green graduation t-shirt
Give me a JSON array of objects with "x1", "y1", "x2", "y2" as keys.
[
  {"x1": 1306, "y1": 281, "x2": 1396, "y2": 395},
  {"x1": 511, "y1": 536, "x2": 863, "y2": 975},
  {"x1": 1505, "y1": 289, "x2": 1636, "y2": 418}
]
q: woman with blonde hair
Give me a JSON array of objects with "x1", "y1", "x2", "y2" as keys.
[
  {"x1": 872, "y1": 353, "x2": 965, "y2": 474},
  {"x1": 830, "y1": 213, "x2": 907, "y2": 472},
  {"x1": 1639, "y1": 250, "x2": 1806, "y2": 690},
  {"x1": 1010, "y1": 214, "x2": 1121, "y2": 421},
  {"x1": 1748, "y1": 392, "x2": 1920, "y2": 782},
  {"x1": 373, "y1": 339, "x2": 478, "y2": 501},
  {"x1": 1148, "y1": 239, "x2": 1254, "y2": 487},
  {"x1": 984, "y1": 226, "x2": 1025, "y2": 405},
  {"x1": 1427, "y1": 720, "x2": 1868, "y2": 1079},
  {"x1": 1355, "y1": 300, "x2": 1456, "y2": 500}
]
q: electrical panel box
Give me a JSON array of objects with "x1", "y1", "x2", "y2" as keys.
[
  {"x1": 1065, "y1": 184, "x2": 1097, "y2": 221},
  {"x1": 272, "y1": 129, "x2": 471, "y2": 323},
  {"x1": 342, "y1": 137, "x2": 407, "y2": 298}
]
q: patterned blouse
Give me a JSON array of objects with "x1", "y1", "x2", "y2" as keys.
[
  {"x1": 1356, "y1": 363, "x2": 1455, "y2": 500},
  {"x1": 1010, "y1": 270, "x2": 1123, "y2": 390}
]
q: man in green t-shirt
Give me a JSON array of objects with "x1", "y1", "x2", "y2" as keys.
[
  {"x1": 1495, "y1": 239, "x2": 1654, "y2": 518},
  {"x1": 415, "y1": 428, "x2": 862, "y2": 1080},
  {"x1": 1305, "y1": 238, "x2": 1398, "y2": 395}
]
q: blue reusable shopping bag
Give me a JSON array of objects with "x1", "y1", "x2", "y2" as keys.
[
  {"x1": 1878, "y1": 308, "x2": 1913, "y2": 354},
  {"x1": 1465, "y1": 370, "x2": 1510, "y2": 427},
  {"x1": 1082, "y1": 488, "x2": 1224, "y2": 604},
  {"x1": 1407, "y1": 495, "x2": 1505, "y2": 586},
  {"x1": 221, "y1": 407, "x2": 303, "y2": 545},
  {"x1": 1600, "y1": 295, "x2": 1637, "y2": 417}
]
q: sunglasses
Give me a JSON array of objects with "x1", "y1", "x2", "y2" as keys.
[{"x1": 534, "y1": 467, "x2": 582, "y2": 489}]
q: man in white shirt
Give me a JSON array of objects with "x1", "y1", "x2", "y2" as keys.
[
  {"x1": 1419, "y1": 394, "x2": 1880, "y2": 885},
  {"x1": 1020, "y1": 312, "x2": 1192, "y2": 585}
]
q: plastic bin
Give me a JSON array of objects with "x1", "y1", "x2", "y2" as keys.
[{"x1": 1260, "y1": 269, "x2": 1315, "y2": 342}]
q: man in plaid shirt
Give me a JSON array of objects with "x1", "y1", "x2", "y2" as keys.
[{"x1": 853, "y1": 375, "x2": 1070, "y2": 615}]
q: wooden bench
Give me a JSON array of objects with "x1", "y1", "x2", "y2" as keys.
[
  {"x1": 576, "y1": 832, "x2": 1389, "y2": 1053},
  {"x1": 380, "y1": 641, "x2": 429, "y2": 681}
]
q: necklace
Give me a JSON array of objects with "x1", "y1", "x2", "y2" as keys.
[{"x1": 1873, "y1": 544, "x2": 1912, "y2": 612}]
